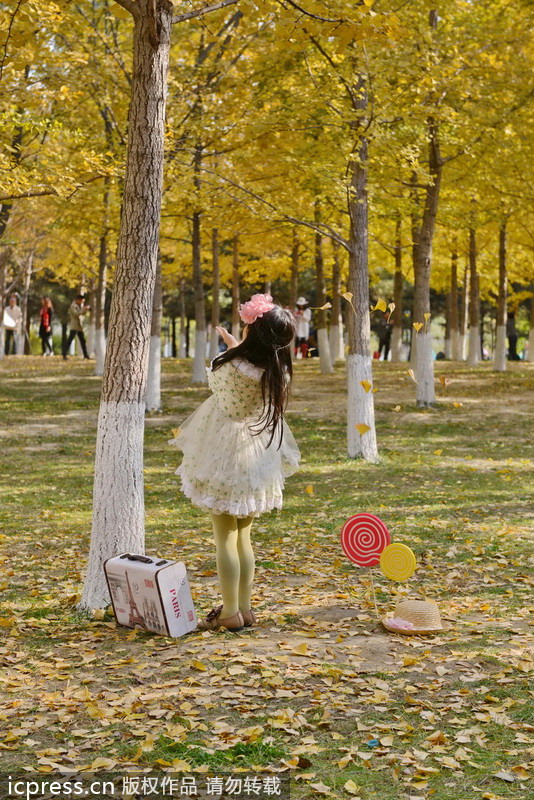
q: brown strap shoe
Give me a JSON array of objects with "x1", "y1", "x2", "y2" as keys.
[
  {"x1": 241, "y1": 609, "x2": 257, "y2": 627},
  {"x1": 197, "y1": 605, "x2": 244, "y2": 632}
]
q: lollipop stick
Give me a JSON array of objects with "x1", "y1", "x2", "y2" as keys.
[{"x1": 368, "y1": 568, "x2": 380, "y2": 619}]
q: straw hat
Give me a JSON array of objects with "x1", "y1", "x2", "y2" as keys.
[
  {"x1": 382, "y1": 599, "x2": 446, "y2": 635},
  {"x1": 296, "y1": 296, "x2": 308, "y2": 306}
]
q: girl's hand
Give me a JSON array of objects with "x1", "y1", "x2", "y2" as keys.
[{"x1": 216, "y1": 326, "x2": 239, "y2": 349}]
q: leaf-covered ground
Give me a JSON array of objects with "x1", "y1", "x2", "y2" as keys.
[{"x1": 0, "y1": 356, "x2": 533, "y2": 799}]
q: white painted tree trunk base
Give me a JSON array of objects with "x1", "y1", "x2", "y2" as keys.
[
  {"x1": 209, "y1": 328, "x2": 219, "y2": 361},
  {"x1": 0, "y1": 328, "x2": 4, "y2": 361},
  {"x1": 390, "y1": 327, "x2": 402, "y2": 362},
  {"x1": 444, "y1": 337, "x2": 451, "y2": 359},
  {"x1": 231, "y1": 323, "x2": 240, "y2": 341},
  {"x1": 526, "y1": 329, "x2": 534, "y2": 362},
  {"x1": 146, "y1": 335, "x2": 162, "y2": 411},
  {"x1": 192, "y1": 329, "x2": 207, "y2": 384},
  {"x1": 347, "y1": 354, "x2": 379, "y2": 462},
  {"x1": 94, "y1": 328, "x2": 106, "y2": 377},
  {"x1": 79, "y1": 401, "x2": 146, "y2": 611},
  {"x1": 467, "y1": 326, "x2": 480, "y2": 366},
  {"x1": 415, "y1": 332, "x2": 435, "y2": 407},
  {"x1": 178, "y1": 333, "x2": 186, "y2": 359},
  {"x1": 450, "y1": 330, "x2": 460, "y2": 361},
  {"x1": 493, "y1": 325, "x2": 507, "y2": 372},
  {"x1": 317, "y1": 328, "x2": 334, "y2": 373},
  {"x1": 329, "y1": 324, "x2": 345, "y2": 362}
]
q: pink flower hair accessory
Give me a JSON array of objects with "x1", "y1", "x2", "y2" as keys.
[{"x1": 239, "y1": 293, "x2": 275, "y2": 325}]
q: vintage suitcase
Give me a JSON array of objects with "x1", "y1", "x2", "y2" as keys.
[{"x1": 104, "y1": 553, "x2": 197, "y2": 637}]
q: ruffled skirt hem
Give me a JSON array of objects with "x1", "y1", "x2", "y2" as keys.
[{"x1": 177, "y1": 470, "x2": 285, "y2": 518}]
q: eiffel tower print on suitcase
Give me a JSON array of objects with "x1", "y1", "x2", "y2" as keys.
[{"x1": 104, "y1": 553, "x2": 197, "y2": 637}]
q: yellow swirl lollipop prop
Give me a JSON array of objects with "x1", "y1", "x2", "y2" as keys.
[{"x1": 380, "y1": 543, "x2": 416, "y2": 582}]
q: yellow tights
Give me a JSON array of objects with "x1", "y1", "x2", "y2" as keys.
[{"x1": 210, "y1": 513, "x2": 255, "y2": 619}]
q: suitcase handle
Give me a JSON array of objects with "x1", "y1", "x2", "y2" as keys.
[{"x1": 120, "y1": 553, "x2": 153, "y2": 564}]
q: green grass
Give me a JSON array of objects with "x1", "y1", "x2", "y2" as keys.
[{"x1": 0, "y1": 356, "x2": 533, "y2": 798}]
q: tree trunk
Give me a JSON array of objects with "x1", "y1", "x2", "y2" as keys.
[
  {"x1": 209, "y1": 227, "x2": 220, "y2": 360},
  {"x1": 95, "y1": 111, "x2": 112, "y2": 376},
  {"x1": 314, "y1": 200, "x2": 333, "y2": 374},
  {"x1": 449, "y1": 244, "x2": 460, "y2": 360},
  {"x1": 0, "y1": 249, "x2": 8, "y2": 360},
  {"x1": 413, "y1": 119, "x2": 441, "y2": 405},
  {"x1": 191, "y1": 145, "x2": 207, "y2": 384},
  {"x1": 329, "y1": 237, "x2": 344, "y2": 362},
  {"x1": 346, "y1": 75, "x2": 378, "y2": 462},
  {"x1": 231, "y1": 235, "x2": 240, "y2": 340},
  {"x1": 527, "y1": 294, "x2": 534, "y2": 362},
  {"x1": 80, "y1": 0, "x2": 173, "y2": 612},
  {"x1": 289, "y1": 227, "x2": 299, "y2": 359},
  {"x1": 391, "y1": 215, "x2": 403, "y2": 362},
  {"x1": 87, "y1": 280, "x2": 96, "y2": 359},
  {"x1": 494, "y1": 220, "x2": 507, "y2": 372},
  {"x1": 264, "y1": 280, "x2": 271, "y2": 294},
  {"x1": 459, "y1": 264, "x2": 468, "y2": 360},
  {"x1": 20, "y1": 250, "x2": 33, "y2": 355},
  {"x1": 146, "y1": 251, "x2": 163, "y2": 410},
  {"x1": 467, "y1": 227, "x2": 481, "y2": 366},
  {"x1": 178, "y1": 278, "x2": 187, "y2": 358}
]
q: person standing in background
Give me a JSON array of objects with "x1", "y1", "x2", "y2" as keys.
[
  {"x1": 63, "y1": 294, "x2": 90, "y2": 360},
  {"x1": 39, "y1": 296, "x2": 54, "y2": 356},
  {"x1": 294, "y1": 297, "x2": 311, "y2": 359},
  {"x1": 4, "y1": 294, "x2": 22, "y2": 355}
]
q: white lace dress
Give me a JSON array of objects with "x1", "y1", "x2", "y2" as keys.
[{"x1": 169, "y1": 358, "x2": 300, "y2": 517}]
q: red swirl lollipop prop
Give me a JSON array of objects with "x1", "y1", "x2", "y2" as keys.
[{"x1": 341, "y1": 513, "x2": 391, "y2": 567}]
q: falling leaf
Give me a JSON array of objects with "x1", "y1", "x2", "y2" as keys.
[
  {"x1": 388, "y1": 302, "x2": 395, "y2": 312},
  {"x1": 342, "y1": 292, "x2": 353, "y2": 302},
  {"x1": 305, "y1": 484, "x2": 314, "y2": 495},
  {"x1": 372, "y1": 298, "x2": 387, "y2": 312},
  {"x1": 439, "y1": 375, "x2": 450, "y2": 388},
  {"x1": 434, "y1": 449, "x2": 443, "y2": 456},
  {"x1": 424, "y1": 312, "x2": 431, "y2": 322},
  {"x1": 413, "y1": 322, "x2": 423, "y2": 332},
  {"x1": 406, "y1": 369, "x2": 417, "y2": 383},
  {"x1": 355, "y1": 423, "x2": 370, "y2": 435},
  {"x1": 311, "y1": 302, "x2": 332, "y2": 310},
  {"x1": 392, "y1": 405, "x2": 401, "y2": 412},
  {"x1": 453, "y1": 402, "x2": 463, "y2": 408},
  {"x1": 360, "y1": 380, "x2": 372, "y2": 393}
]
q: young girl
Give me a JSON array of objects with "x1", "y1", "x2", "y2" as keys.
[{"x1": 169, "y1": 294, "x2": 300, "y2": 632}]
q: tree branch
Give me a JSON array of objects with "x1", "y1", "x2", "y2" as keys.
[
  {"x1": 277, "y1": 0, "x2": 345, "y2": 24},
  {"x1": 113, "y1": 0, "x2": 139, "y2": 17},
  {"x1": 173, "y1": 0, "x2": 240, "y2": 24}
]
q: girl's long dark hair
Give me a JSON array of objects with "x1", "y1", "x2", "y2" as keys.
[{"x1": 212, "y1": 305, "x2": 295, "y2": 447}]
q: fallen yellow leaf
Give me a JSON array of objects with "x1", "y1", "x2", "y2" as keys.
[
  {"x1": 344, "y1": 779, "x2": 361, "y2": 795},
  {"x1": 305, "y1": 484, "x2": 314, "y2": 495}
]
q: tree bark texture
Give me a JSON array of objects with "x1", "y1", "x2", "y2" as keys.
[
  {"x1": 449, "y1": 244, "x2": 460, "y2": 360},
  {"x1": 346, "y1": 76, "x2": 378, "y2": 462},
  {"x1": 494, "y1": 221, "x2": 507, "y2": 372},
  {"x1": 81, "y1": 0, "x2": 173, "y2": 612},
  {"x1": 289, "y1": 227, "x2": 299, "y2": 360},
  {"x1": 527, "y1": 294, "x2": 534, "y2": 362},
  {"x1": 391, "y1": 216, "x2": 403, "y2": 362},
  {"x1": 209, "y1": 228, "x2": 220, "y2": 361},
  {"x1": 146, "y1": 251, "x2": 163, "y2": 410},
  {"x1": 459, "y1": 264, "x2": 469, "y2": 360},
  {"x1": 191, "y1": 145, "x2": 207, "y2": 384},
  {"x1": 467, "y1": 227, "x2": 481, "y2": 366},
  {"x1": 329, "y1": 237, "x2": 344, "y2": 362},
  {"x1": 95, "y1": 180, "x2": 110, "y2": 376},
  {"x1": 314, "y1": 200, "x2": 333, "y2": 374},
  {"x1": 178, "y1": 278, "x2": 187, "y2": 358},
  {"x1": 231, "y1": 235, "x2": 240, "y2": 340}
]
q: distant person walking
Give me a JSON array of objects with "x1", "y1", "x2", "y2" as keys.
[
  {"x1": 4, "y1": 294, "x2": 22, "y2": 355},
  {"x1": 63, "y1": 294, "x2": 90, "y2": 360},
  {"x1": 377, "y1": 317, "x2": 392, "y2": 361},
  {"x1": 39, "y1": 296, "x2": 54, "y2": 356},
  {"x1": 294, "y1": 297, "x2": 311, "y2": 358}
]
